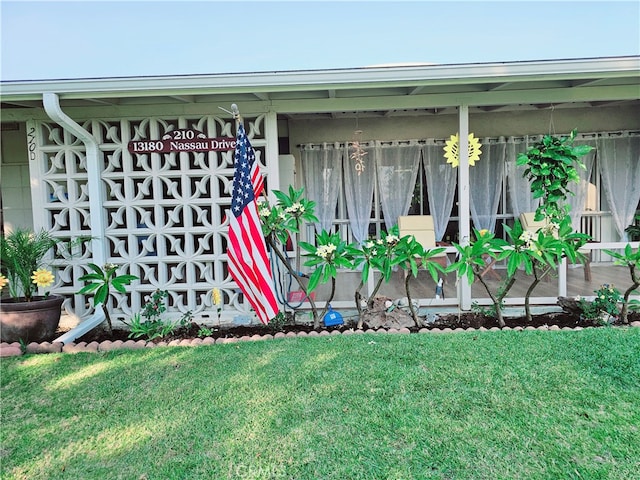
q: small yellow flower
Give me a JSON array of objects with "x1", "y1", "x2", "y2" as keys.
[
  {"x1": 0, "y1": 274, "x2": 8, "y2": 290},
  {"x1": 31, "y1": 268, "x2": 54, "y2": 288},
  {"x1": 212, "y1": 288, "x2": 222, "y2": 306}
]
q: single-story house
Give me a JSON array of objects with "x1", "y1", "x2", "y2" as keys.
[{"x1": 1, "y1": 55, "x2": 639, "y2": 330}]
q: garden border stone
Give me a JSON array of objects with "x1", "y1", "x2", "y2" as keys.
[{"x1": 0, "y1": 321, "x2": 638, "y2": 357}]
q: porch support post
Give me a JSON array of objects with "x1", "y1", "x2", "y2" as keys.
[
  {"x1": 457, "y1": 104, "x2": 472, "y2": 310},
  {"x1": 558, "y1": 257, "x2": 567, "y2": 297},
  {"x1": 264, "y1": 110, "x2": 280, "y2": 204}
]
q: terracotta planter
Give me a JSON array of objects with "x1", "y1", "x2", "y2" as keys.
[{"x1": 0, "y1": 295, "x2": 64, "y2": 343}]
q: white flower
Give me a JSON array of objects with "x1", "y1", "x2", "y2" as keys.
[
  {"x1": 519, "y1": 231, "x2": 535, "y2": 243},
  {"x1": 259, "y1": 207, "x2": 271, "y2": 217},
  {"x1": 315, "y1": 243, "x2": 337, "y2": 259},
  {"x1": 365, "y1": 241, "x2": 374, "y2": 249},
  {"x1": 386, "y1": 235, "x2": 399, "y2": 244},
  {"x1": 285, "y1": 202, "x2": 305, "y2": 214}
]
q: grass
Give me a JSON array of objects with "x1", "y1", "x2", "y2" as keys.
[{"x1": 1, "y1": 328, "x2": 639, "y2": 480}]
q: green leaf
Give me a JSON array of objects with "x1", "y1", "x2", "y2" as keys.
[
  {"x1": 112, "y1": 276, "x2": 138, "y2": 287},
  {"x1": 425, "y1": 262, "x2": 440, "y2": 283},
  {"x1": 298, "y1": 241, "x2": 317, "y2": 254},
  {"x1": 307, "y1": 268, "x2": 322, "y2": 293},
  {"x1": 572, "y1": 144, "x2": 594, "y2": 157},
  {"x1": 93, "y1": 284, "x2": 109, "y2": 305},
  {"x1": 361, "y1": 262, "x2": 370, "y2": 283},
  {"x1": 507, "y1": 253, "x2": 520, "y2": 277},
  {"x1": 77, "y1": 284, "x2": 100, "y2": 295},
  {"x1": 86, "y1": 263, "x2": 104, "y2": 274},
  {"x1": 304, "y1": 257, "x2": 324, "y2": 267},
  {"x1": 78, "y1": 273, "x2": 104, "y2": 282}
]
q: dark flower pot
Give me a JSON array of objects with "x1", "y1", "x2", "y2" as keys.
[{"x1": 0, "y1": 295, "x2": 64, "y2": 343}]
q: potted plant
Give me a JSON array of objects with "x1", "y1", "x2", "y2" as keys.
[{"x1": 0, "y1": 228, "x2": 65, "y2": 343}]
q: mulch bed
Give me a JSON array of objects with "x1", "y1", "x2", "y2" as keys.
[{"x1": 74, "y1": 311, "x2": 640, "y2": 345}]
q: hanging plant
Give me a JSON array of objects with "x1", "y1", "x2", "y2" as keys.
[
  {"x1": 516, "y1": 129, "x2": 594, "y2": 223},
  {"x1": 443, "y1": 133, "x2": 482, "y2": 168}
]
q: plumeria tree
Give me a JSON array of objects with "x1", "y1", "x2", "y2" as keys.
[
  {"x1": 299, "y1": 230, "x2": 353, "y2": 327},
  {"x1": 395, "y1": 233, "x2": 446, "y2": 326},
  {"x1": 77, "y1": 263, "x2": 139, "y2": 334},
  {"x1": 258, "y1": 187, "x2": 323, "y2": 326},
  {"x1": 447, "y1": 229, "x2": 514, "y2": 327},
  {"x1": 346, "y1": 227, "x2": 407, "y2": 328},
  {"x1": 518, "y1": 216, "x2": 588, "y2": 321}
]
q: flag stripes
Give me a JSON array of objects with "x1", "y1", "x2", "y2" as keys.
[{"x1": 227, "y1": 122, "x2": 278, "y2": 325}]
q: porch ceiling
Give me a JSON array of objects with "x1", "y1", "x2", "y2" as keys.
[{"x1": 1, "y1": 56, "x2": 639, "y2": 121}]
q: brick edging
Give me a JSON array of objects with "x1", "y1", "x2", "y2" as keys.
[{"x1": 2, "y1": 322, "x2": 640, "y2": 357}]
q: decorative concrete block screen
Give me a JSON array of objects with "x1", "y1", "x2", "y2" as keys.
[{"x1": 28, "y1": 114, "x2": 268, "y2": 324}]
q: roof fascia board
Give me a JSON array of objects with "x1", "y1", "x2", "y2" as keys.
[
  {"x1": 1, "y1": 84, "x2": 637, "y2": 123},
  {"x1": 268, "y1": 84, "x2": 640, "y2": 113},
  {"x1": 1, "y1": 57, "x2": 638, "y2": 101}
]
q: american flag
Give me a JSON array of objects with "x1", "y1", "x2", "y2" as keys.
[{"x1": 227, "y1": 123, "x2": 278, "y2": 325}]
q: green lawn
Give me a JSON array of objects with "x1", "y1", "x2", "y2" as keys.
[{"x1": 2, "y1": 328, "x2": 639, "y2": 480}]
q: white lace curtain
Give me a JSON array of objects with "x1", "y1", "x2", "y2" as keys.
[
  {"x1": 506, "y1": 136, "x2": 541, "y2": 219},
  {"x1": 470, "y1": 138, "x2": 506, "y2": 232},
  {"x1": 597, "y1": 134, "x2": 640, "y2": 240},
  {"x1": 422, "y1": 141, "x2": 457, "y2": 241},
  {"x1": 374, "y1": 143, "x2": 421, "y2": 231},
  {"x1": 563, "y1": 139, "x2": 597, "y2": 231},
  {"x1": 343, "y1": 142, "x2": 376, "y2": 243},
  {"x1": 299, "y1": 132, "x2": 639, "y2": 243},
  {"x1": 300, "y1": 144, "x2": 342, "y2": 233}
]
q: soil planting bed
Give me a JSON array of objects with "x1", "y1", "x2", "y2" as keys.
[{"x1": 72, "y1": 311, "x2": 640, "y2": 345}]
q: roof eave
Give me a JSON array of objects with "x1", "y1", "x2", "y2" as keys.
[{"x1": 1, "y1": 56, "x2": 639, "y2": 102}]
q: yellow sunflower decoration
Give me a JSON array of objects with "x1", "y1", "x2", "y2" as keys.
[{"x1": 443, "y1": 133, "x2": 482, "y2": 168}]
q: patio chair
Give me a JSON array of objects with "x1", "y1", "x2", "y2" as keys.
[
  {"x1": 398, "y1": 215, "x2": 449, "y2": 272},
  {"x1": 519, "y1": 212, "x2": 591, "y2": 281}
]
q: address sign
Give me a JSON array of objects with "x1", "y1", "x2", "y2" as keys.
[{"x1": 128, "y1": 128, "x2": 237, "y2": 154}]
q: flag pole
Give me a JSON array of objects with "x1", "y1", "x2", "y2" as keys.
[
  {"x1": 230, "y1": 104, "x2": 267, "y2": 203},
  {"x1": 231, "y1": 103, "x2": 241, "y2": 125}
]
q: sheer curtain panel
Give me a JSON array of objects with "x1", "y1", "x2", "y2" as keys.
[
  {"x1": 375, "y1": 143, "x2": 421, "y2": 231},
  {"x1": 343, "y1": 142, "x2": 376, "y2": 243},
  {"x1": 597, "y1": 134, "x2": 640, "y2": 240},
  {"x1": 422, "y1": 141, "x2": 457, "y2": 241},
  {"x1": 506, "y1": 136, "x2": 541, "y2": 219},
  {"x1": 300, "y1": 143, "x2": 343, "y2": 233},
  {"x1": 469, "y1": 138, "x2": 506, "y2": 232},
  {"x1": 563, "y1": 139, "x2": 596, "y2": 231}
]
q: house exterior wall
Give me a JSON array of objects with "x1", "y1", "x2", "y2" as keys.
[
  {"x1": 1, "y1": 100, "x2": 638, "y2": 323},
  {"x1": 1, "y1": 113, "x2": 278, "y2": 325},
  {"x1": 287, "y1": 105, "x2": 640, "y2": 145},
  {"x1": 0, "y1": 123, "x2": 33, "y2": 231}
]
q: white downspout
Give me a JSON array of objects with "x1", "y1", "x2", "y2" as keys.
[{"x1": 43, "y1": 92, "x2": 108, "y2": 344}]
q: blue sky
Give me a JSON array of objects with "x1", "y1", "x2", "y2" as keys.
[{"x1": 1, "y1": 1, "x2": 639, "y2": 81}]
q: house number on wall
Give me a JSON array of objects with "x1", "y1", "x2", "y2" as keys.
[{"x1": 127, "y1": 128, "x2": 237, "y2": 154}]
